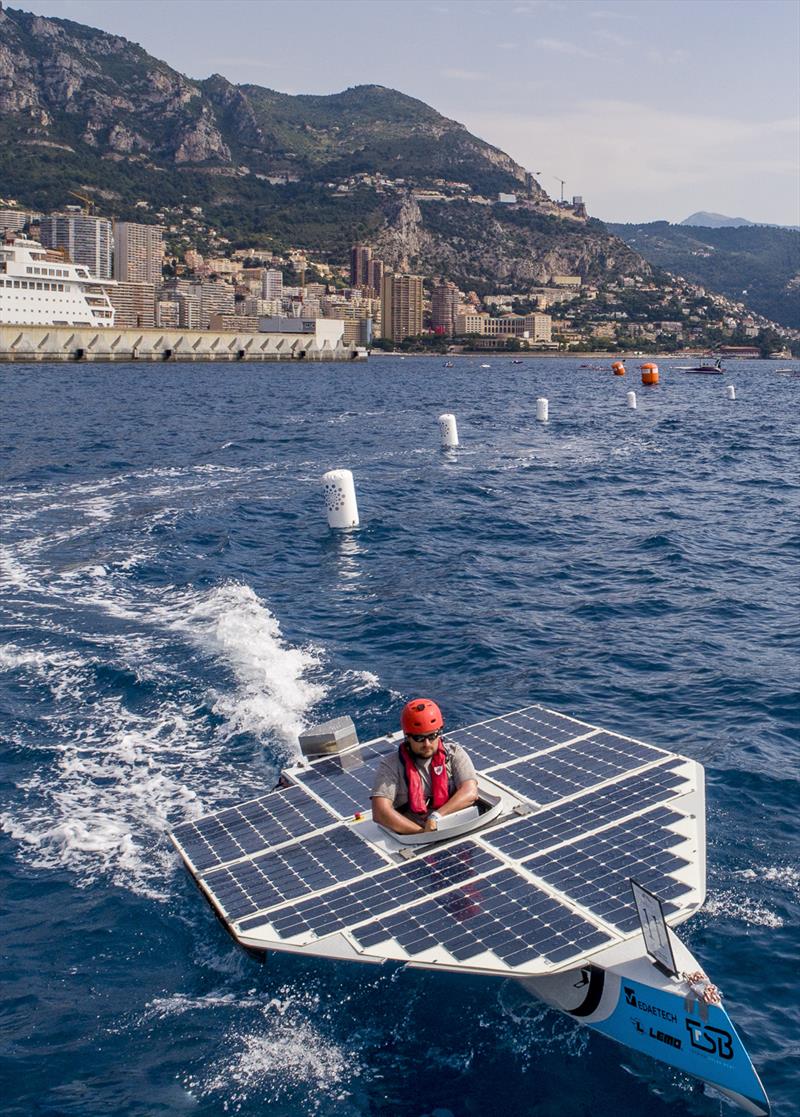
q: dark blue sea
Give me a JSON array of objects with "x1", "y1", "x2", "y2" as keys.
[{"x1": 1, "y1": 356, "x2": 798, "y2": 1117}]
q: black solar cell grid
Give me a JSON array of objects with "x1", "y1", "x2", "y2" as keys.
[
  {"x1": 238, "y1": 842, "x2": 503, "y2": 938},
  {"x1": 351, "y1": 867, "x2": 613, "y2": 967},
  {"x1": 292, "y1": 741, "x2": 393, "y2": 817},
  {"x1": 448, "y1": 706, "x2": 591, "y2": 770},
  {"x1": 202, "y1": 826, "x2": 385, "y2": 922},
  {"x1": 525, "y1": 807, "x2": 694, "y2": 933},
  {"x1": 488, "y1": 732, "x2": 667, "y2": 807},
  {"x1": 172, "y1": 785, "x2": 337, "y2": 872},
  {"x1": 483, "y1": 759, "x2": 688, "y2": 860}
]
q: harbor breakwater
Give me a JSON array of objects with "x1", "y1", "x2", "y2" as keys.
[{"x1": 0, "y1": 323, "x2": 367, "y2": 362}]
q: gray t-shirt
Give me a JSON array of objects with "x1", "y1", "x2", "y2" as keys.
[{"x1": 370, "y1": 741, "x2": 477, "y2": 821}]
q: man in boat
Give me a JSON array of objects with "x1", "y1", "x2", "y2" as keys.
[{"x1": 370, "y1": 698, "x2": 478, "y2": 834}]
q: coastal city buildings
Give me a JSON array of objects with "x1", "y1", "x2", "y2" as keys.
[
  {"x1": 40, "y1": 212, "x2": 113, "y2": 279},
  {"x1": 0, "y1": 200, "x2": 793, "y2": 354}
]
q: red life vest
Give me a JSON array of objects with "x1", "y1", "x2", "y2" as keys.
[{"x1": 399, "y1": 740, "x2": 450, "y2": 815}]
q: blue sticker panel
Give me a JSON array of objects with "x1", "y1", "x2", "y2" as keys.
[
  {"x1": 525, "y1": 807, "x2": 693, "y2": 932},
  {"x1": 172, "y1": 785, "x2": 337, "y2": 872},
  {"x1": 483, "y1": 760, "x2": 688, "y2": 860},
  {"x1": 239, "y1": 842, "x2": 503, "y2": 937},
  {"x1": 447, "y1": 705, "x2": 591, "y2": 770},
  {"x1": 351, "y1": 867, "x2": 613, "y2": 968},
  {"x1": 489, "y1": 732, "x2": 667, "y2": 807},
  {"x1": 592, "y1": 977, "x2": 769, "y2": 1114},
  {"x1": 202, "y1": 826, "x2": 385, "y2": 922}
]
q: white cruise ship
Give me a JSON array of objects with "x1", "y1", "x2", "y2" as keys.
[{"x1": 0, "y1": 236, "x2": 115, "y2": 327}]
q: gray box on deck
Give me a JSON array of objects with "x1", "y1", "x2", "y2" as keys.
[{"x1": 299, "y1": 716, "x2": 359, "y2": 757}]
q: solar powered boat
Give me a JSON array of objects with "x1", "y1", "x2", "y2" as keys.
[{"x1": 170, "y1": 705, "x2": 770, "y2": 1115}]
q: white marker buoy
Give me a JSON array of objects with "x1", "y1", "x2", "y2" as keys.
[
  {"x1": 627, "y1": 390, "x2": 637, "y2": 409},
  {"x1": 438, "y1": 413, "x2": 459, "y2": 448},
  {"x1": 726, "y1": 385, "x2": 736, "y2": 400},
  {"x1": 536, "y1": 397, "x2": 549, "y2": 422},
  {"x1": 322, "y1": 469, "x2": 359, "y2": 529}
]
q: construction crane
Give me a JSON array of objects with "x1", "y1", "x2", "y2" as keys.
[
  {"x1": 68, "y1": 190, "x2": 95, "y2": 215},
  {"x1": 553, "y1": 176, "x2": 566, "y2": 204}
]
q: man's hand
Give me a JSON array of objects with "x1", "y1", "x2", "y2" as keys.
[{"x1": 423, "y1": 815, "x2": 439, "y2": 832}]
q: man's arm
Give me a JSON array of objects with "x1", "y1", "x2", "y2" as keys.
[
  {"x1": 423, "y1": 779, "x2": 478, "y2": 831},
  {"x1": 371, "y1": 796, "x2": 424, "y2": 834}
]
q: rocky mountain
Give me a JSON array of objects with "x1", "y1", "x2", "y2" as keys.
[
  {"x1": 608, "y1": 221, "x2": 800, "y2": 330},
  {"x1": 0, "y1": 3, "x2": 653, "y2": 289}
]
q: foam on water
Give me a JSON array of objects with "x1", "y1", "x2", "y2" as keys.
[
  {"x1": 0, "y1": 577, "x2": 329, "y2": 897},
  {"x1": 170, "y1": 582, "x2": 326, "y2": 752},
  {"x1": 180, "y1": 987, "x2": 355, "y2": 1114},
  {"x1": 703, "y1": 889, "x2": 784, "y2": 929}
]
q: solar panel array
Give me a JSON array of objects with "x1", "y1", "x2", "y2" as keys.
[
  {"x1": 482, "y1": 758, "x2": 689, "y2": 860},
  {"x1": 351, "y1": 868, "x2": 614, "y2": 967},
  {"x1": 292, "y1": 739, "x2": 396, "y2": 818},
  {"x1": 202, "y1": 825, "x2": 385, "y2": 922},
  {"x1": 171, "y1": 704, "x2": 701, "y2": 974},
  {"x1": 240, "y1": 842, "x2": 501, "y2": 938},
  {"x1": 525, "y1": 805, "x2": 693, "y2": 933},
  {"x1": 448, "y1": 707, "x2": 593, "y2": 770},
  {"x1": 172, "y1": 785, "x2": 337, "y2": 872}
]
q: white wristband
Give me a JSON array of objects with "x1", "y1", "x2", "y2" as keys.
[{"x1": 429, "y1": 811, "x2": 442, "y2": 823}]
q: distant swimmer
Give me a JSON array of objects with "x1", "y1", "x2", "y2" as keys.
[{"x1": 370, "y1": 698, "x2": 478, "y2": 834}]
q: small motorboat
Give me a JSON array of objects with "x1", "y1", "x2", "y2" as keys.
[
  {"x1": 480, "y1": 363, "x2": 491, "y2": 368},
  {"x1": 675, "y1": 358, "x2": 725, "y2": 375},
  {"x1": 511, "y1": 359, "x2": 524, "y2": 365},
  {"x1": 443, "y1": 361, "x2": 454, "y2": 368}
]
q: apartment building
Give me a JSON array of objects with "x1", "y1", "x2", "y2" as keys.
[
  {"x1": 113, "y1": 221, "x2": 164, "y2": 284},
  {"x1": 381, "y1": 273, "x2": 423, "y2": 342},
  {"x1": 40, "y1": 213, "x2": 113, "y2": 278}
]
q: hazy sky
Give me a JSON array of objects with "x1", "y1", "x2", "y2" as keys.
[{"x1": 15, "y1": 0, "x2": 800, "y2": 225}]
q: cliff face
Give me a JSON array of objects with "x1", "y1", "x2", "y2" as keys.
[
  {"x1": 0, "y1": 3, "x2": 648, "y2": 288},
  {"x1": 373, "y1": 195, "x2": 647, "y2": 287}
]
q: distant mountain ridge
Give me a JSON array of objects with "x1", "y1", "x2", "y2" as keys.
[
  {"x1": 681, "y1": 212, "x2": 756, "y2": 229},
  {"x1": 681, "y1": 211, "x2": 798, "y2": 231}
]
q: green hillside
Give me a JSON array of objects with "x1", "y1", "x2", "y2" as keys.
[{"x1": 608, "y1": 221, "x2": 800, "y2": 329}]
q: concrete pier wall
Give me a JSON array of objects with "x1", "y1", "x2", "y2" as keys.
[{"x1": 0, "y1": 324, "x2": 367, "y2": 362}]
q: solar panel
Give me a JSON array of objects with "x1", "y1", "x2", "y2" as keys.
[
  {"x1": 447, "y1": 705, "x2": 593, "y2": 770},
  {"x1": 482, "y1": 759, "x2": 689, "y2": 860},
  {"x1": 351, "y1": 867, "x2": 614, "y2": 968},
  {"x1": 239, "y1": 842, "x2": 503, "y2": 938},
  {"x1": 486, "y1": 731, "x2": 666, "y2": 806},
  {"x1": 202, "y1": 825, "x2": 386, "y2": 922},
  {"x1": 171, "y1": 785, "x2": 338, "y2": 872},
  {"x1": 524, "y1": 806, "x2": 694, "y2": 933},
  {"x1": 291, "y1": 740, "x2": 395, "y2": 817}
]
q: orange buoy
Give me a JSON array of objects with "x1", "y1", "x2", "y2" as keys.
[
  {"x1": 611, "y1": 361, "x2": 626, "y2": 376},
  {"x1": 640, "y1": 362, "x2": 659, "y2": 385}
]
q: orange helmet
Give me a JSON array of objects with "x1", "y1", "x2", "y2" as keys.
[{"x1": 401, "y1": 698, "x2": 444, "y2": 735}]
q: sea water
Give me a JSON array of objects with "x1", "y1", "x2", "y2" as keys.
[{"x1": 1, "y1": 357, "x2": 798, "y2": 1117}]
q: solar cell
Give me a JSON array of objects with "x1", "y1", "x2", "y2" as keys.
[
  {"x1": 202, "y1": 825, "x2": 385, "y2": 922},
  {"x1": 171, "y1": 785, "x2": 337, "y2": 872},
  {"x1": 239, "y1": 842, "x2": 503, "y2": 938},
  {"x1": 487, "y1": 732, "x2": 667, "y2": 806},
  {"x1": 482, "y1": 759, "x2": 689, "y2": 860},
  {"x1": 447, "y1": 705, "x2": 592, "y2": 770},
  {"x1": 292, "y1": 741, "x2": 394, "y2": 817},
  {"x1": 525, "y1": 807, "x2": 694, "y2": 933},
  {"x1": 351, "y1": 867, "x2": 614, "y2": 968}
]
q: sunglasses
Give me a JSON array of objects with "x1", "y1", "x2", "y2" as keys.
[{"x1": 409, "y1": 731, "x2": 441, "y2": 743}]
